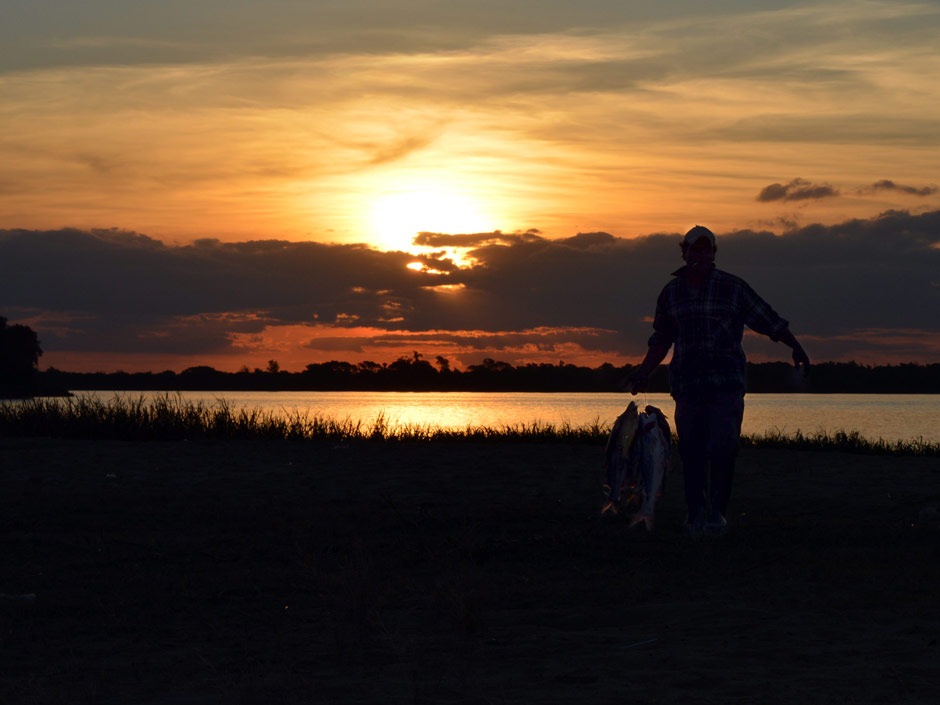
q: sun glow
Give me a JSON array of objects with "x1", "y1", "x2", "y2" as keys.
[{"x1": 368, "y1": 187, "x2": 496, "y2": 253}]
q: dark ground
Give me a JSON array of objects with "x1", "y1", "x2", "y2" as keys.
[{"x1": 1, "y1": 437, "x2": 939, "y2": 704}]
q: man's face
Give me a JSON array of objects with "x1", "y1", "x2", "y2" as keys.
[{"x1": 683, "y1": 237, "x2": 715, "y2": 271}]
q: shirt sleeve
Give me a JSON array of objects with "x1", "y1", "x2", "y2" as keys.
[
  {"x1": 647, "y1": 287, "x2": 676, "y2": 348},
  {"x1": 740, "y1": 281, "x2": 789, "y2": 342}
]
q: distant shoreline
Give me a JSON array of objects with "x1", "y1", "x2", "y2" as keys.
[
  {"x1": 8, "y1": 388, "x2": 940, "y2": 397},
  {"x1": 63, "y1": 388, "x2": 940, "y2": 395},
  {"x1": 34, "y1": 360, "x2": 940, "y2": 395}
]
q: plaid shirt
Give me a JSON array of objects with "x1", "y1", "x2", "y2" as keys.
[{"x1": 649, "y1": 266, "x2": 789, "y2": 398}]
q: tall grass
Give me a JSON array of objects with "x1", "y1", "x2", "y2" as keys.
[
  {"x1": 1, "y1": 394, "x2": 937, "y2": 455},
  {"x1": 739, "y1": 427, "x2": 939, "y2": 456},
  {"x1": 0, "y1": 394, "x2": 605, "y2": 444}
]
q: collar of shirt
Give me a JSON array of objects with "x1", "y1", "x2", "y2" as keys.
[{"x1": 670, "y1": 264, "x2": 716, "y2": 278}]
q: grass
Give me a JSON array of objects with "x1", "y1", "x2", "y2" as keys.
[
  {"x1": 5, "y1": 438, "x2": 939, "y2": 704},
  {"x1": 1, "y1": 393, "x2": 937, "y2": 456},
  {"x1": 4, "y1": 434, "x2": 939, "y2": 704},
  {"x1": 739, "y1": 427, "x2": 940, "y2": 456}
]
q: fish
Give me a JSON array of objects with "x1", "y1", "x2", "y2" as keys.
[
  {"x1": 601, "y1": 402, "x2": 639, "y2": 515},
  {"x1": 627, "y1": 405, "x2": 671, "y2": 531},
  {"x1": 602, "y1": 403, "x2": 671, "y2": 530}
]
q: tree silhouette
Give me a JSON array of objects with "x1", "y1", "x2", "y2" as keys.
[
  {"x1": 0, "y1": 316, "x2": 43, "y2": 397},
  {"x1": 21, "y1": 347, "x2": 940, "y2": 394}
]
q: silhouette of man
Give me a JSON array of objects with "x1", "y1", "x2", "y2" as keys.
[{"x1": 625, "y1": 226, "x2": 810, "y2": 536}]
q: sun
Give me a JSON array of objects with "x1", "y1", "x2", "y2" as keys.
[{"x1": 368, "y1": 187, "x2": 496, "y2": 253}]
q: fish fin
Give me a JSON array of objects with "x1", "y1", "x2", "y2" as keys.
[
  {"x1": 601, "y1": 501, "x2": 619, "y2": 516},
  {"x1": 629, "y1": 512, "x2": 654, "y2": 531}
]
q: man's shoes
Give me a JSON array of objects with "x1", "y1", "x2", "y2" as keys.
[
  {"x1": 684, "y1": 511, "x2": 705, "y2": 539},
  {"x1": 704, "y1": 514, "x2": 728, "y2": 537}
]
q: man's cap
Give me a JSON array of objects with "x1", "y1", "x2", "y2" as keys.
[{"x1": 683, "y1": 225, "x2": 716, "y2": 247}]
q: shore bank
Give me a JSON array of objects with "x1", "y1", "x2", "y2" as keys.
[{"x1": 2, "y1": 438, "x2": 938, "y2": 703}]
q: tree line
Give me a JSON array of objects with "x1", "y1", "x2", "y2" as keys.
[
  {"x1": 35, "y1": 353, "x2": 940, "y2": 394},
  {"x1": 2, "y1": 317, "x2": 938, "y2": 396}
]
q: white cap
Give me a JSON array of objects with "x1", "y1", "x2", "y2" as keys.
[{"x1": 683, "y1": 225, "x2": 716, "y2": 247}]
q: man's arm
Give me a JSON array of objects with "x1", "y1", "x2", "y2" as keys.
[
  {"x1": 621, "y1": 343, "x2": 670, "y2": 395},
  {"x1": 623, "y1": 287, "x2": 675, "y2": 395},
  {"x1": 738, "y1": 279, "x2": 810, "y2": 374},
  {"x1": 778, "y1": 328, "x2": 811, "y2": 373}
]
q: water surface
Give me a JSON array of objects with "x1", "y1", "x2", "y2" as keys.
[{"x1": 69, "y1": 391, "x2": 940, "y2": 444}]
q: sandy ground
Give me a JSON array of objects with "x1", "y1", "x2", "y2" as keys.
[{"x1": 1, "y1": 437, "x2": 939, "y2": 704}]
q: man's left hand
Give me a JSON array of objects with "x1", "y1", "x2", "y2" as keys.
[{"x1": 792, "y1": 343, "x2": 810, "y2": 374}]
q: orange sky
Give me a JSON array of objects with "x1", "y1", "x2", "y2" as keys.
[{"x1": 3, "y1": 2, "x2": 939, "y2": 252}]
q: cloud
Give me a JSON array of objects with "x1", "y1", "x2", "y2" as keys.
[
  {"x1": 354, "y1": 326, "x2": 624, "y2": 352},
  {"x1": 3, "y1": 209, "x2": 939, "y2": 369},
  {"x1": 707, "y1": 114, "x2": 940, "y2": 146},
  {"x1": 757, "y1": 178, "x2": 840, "y2": 202},
  {"x1": 296, "y1": 326, "x2": 629, "y2": 370},
  {"x1": 300, "y1": 326, "x2": 624, "y2": 356},
  {"x1": 860, "y1": 179, "x2": 938, "y2": 197},
  {"x1": 412, "y1": 230, "x2": 542, "y2": 248},
  {"x1": 342, "y1": 129, "x2": 445, "y2": 167}
]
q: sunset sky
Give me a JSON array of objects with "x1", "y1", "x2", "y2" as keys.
[{"x1": 2, "y1": 0, "x2": 939, "y2": 372}]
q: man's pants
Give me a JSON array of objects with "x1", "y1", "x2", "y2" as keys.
[{"x1": 674, "y1": 392, "x2": 745, "y2": 520}]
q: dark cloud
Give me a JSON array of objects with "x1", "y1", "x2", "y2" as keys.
[
  {"x1": 757, "y1": 178, "x2": 840, "y2": 202},
  {"x1": 302, "y1": 327, "x2": 626, "y2": 357},
  {"x1": 562, "y1": 232, "x2": 618, "y2": 248},
  {"x1": 360, "y1": 328, "x2": 624, "y2": 352},
  {"x1": 758, "y1": 178, "x2": 940, "y2": 206},
  {"x1": 861, "y1": 180, "x2": 938, "y2": 197},
  {"x1": 2, "y1": 210, "x2": 939, "y2": 366},
  {"x1": 412, "y1": 230, "x2": 542, "y2": 248},
  {"x1": 754, "y1": 216, "x2": 800, "y2": 232},
  {"x1": 0, "y1": 227, "x2": 454, "y2": 319},
  {"x1": 0, "y1": 228, "x2": 462, "y2": 356}
]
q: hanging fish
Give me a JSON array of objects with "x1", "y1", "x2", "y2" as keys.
[
  {"x1": 627, "y1": 405, "x2": 671, "y2": 531},
  {"x1": 602, "y1": 403, "x2": 671, "y2": 530},
  {"x1": 601, "y1": 402, "x2": 639, "y2": 515}
]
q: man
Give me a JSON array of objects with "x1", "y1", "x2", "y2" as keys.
[{"x1": 625, "y1": 226, "x2": 810, "y2": 536}]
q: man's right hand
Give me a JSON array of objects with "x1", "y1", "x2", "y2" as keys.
[{"x1": 621, "y1": 345, "x2": 669, "y2": 395}]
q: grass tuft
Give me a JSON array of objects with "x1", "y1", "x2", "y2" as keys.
[
  {"x1": 739, "y1": 427, "x2": 939, "y2": 456},
  {"x1": 1, "y1": 394, "x2": 937, "y2": 456}
]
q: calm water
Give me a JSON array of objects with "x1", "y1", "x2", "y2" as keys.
[{"x1": 68, "y1": 391, "x2": 940, "y2": 444}]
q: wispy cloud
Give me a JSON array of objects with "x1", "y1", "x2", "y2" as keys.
[
  {"x1": 859, "y1": 179, "x2": 938, "y2": 196},
  {"x1": 757, "y1": 177, "x2": 940, "y2": 205},
  {"x1": 40, "y1": 36, "x2": 186, "y2": 51},
  {"x1": 757, "y1": 179, "x2": 840, "y2": 202}
]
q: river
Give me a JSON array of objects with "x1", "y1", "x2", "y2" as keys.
[{"x1": 67, "y1": 391, "x2": 940, "y2": 444}]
